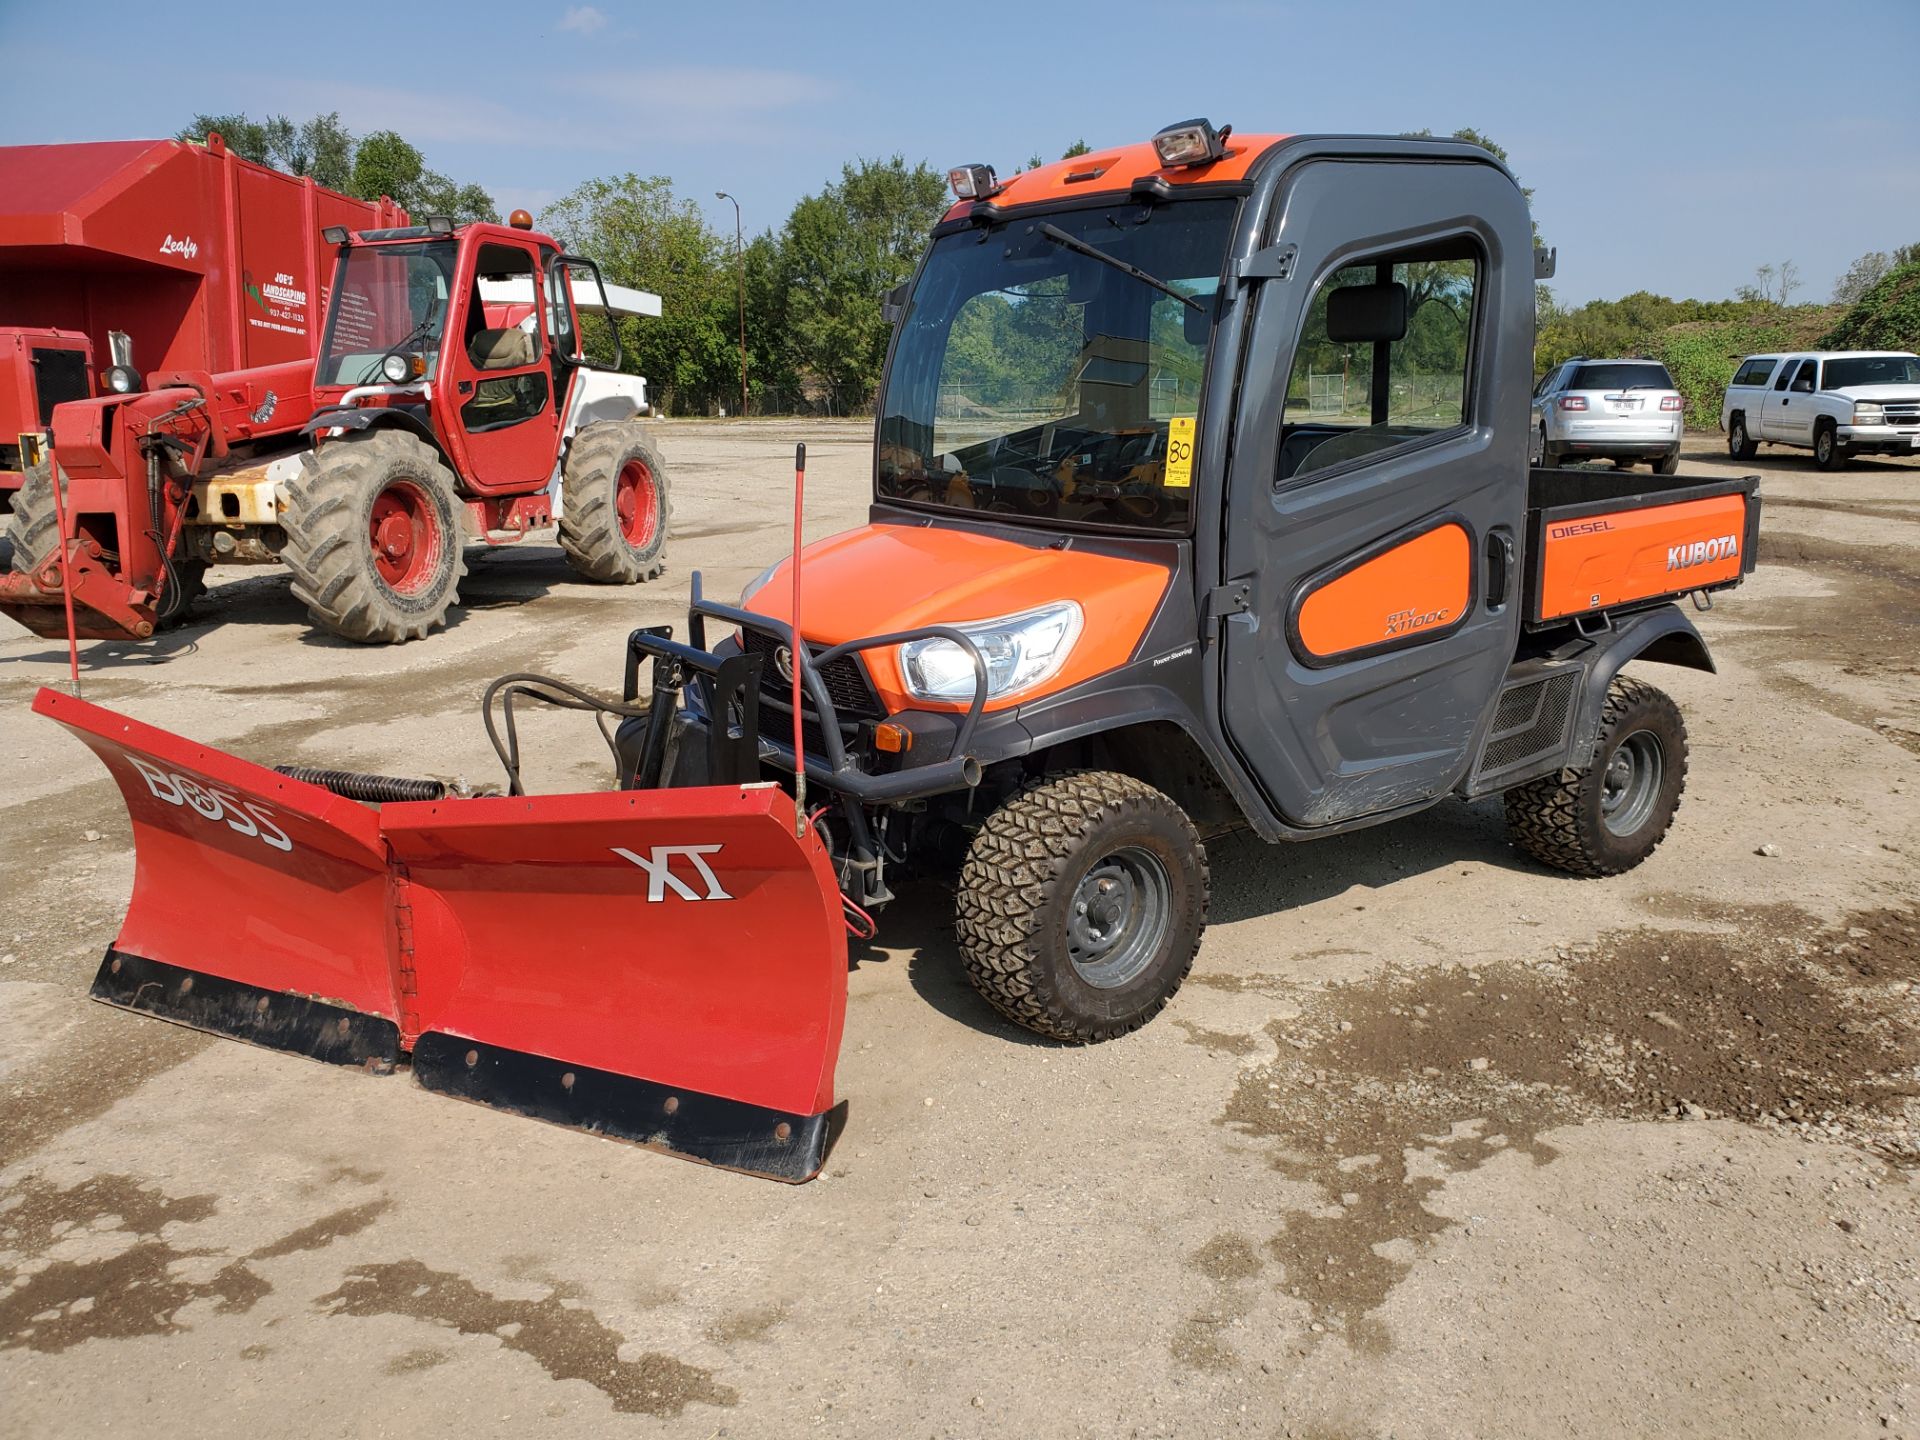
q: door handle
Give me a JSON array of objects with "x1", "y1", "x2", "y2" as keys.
[{"x1": 1484, "y1": 529, "x2": 1515, "y2": 610}]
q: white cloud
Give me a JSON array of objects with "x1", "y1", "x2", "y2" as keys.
[{"x1": 558, "y1": 5, "x2": 607, "y2": 34}]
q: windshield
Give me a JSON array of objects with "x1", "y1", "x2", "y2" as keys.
[
  {"x1": 318, "y1": 241, "x2": 457, "y2": 387},
  {"x1": 1568, "y1": 362, "x2": 1673, "y2": 391},
  {"x1": 875, "y1": 199, "x2": 1237, "y2": 533},
  {"x1": 1822, "y1": 355, "x2": 1920, "y2": 389}
]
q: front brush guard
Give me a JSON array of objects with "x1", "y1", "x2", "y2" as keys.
[
  {"x1": 624, "y1": 574, "x2": 989, "y2": 804},
  {"x1": 35, "y1": 686, "x2": 848, "y2": 1182}
]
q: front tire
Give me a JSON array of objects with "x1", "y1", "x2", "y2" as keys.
[
  {"x1": 280, "y1": 431, "x2": 466, "y2": 644},
  {"x1": 1727, "y1": 414, "x2": 1758, "y2": 460},
  {"x1": 954, "y1": 771, "x2": 1209, "y2": 1043},
  {"x1": 8, "y1": 459, "x2": 205, "y2": 629},
  {"x1": 1504, "y1": 676, "x2": 1688, "y2": 878},
  {"x1": 558, "y1": 422, "x2": 669, "y2": 584},
  {"x1": 1813, "y1": 421, "x2": 1847, "y2": 472}
]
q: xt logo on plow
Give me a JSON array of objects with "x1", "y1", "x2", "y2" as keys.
[{"x1": 612, "y1": 845, "x2": 733, "y2": 902}]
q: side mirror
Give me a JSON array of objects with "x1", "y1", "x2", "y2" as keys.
[
  {"x1": 881, "y1": 282, "x2": 910, "y2": 325},
  {"x1": 1326, "y1": 281, "x2": 1409, "y2": 344}
]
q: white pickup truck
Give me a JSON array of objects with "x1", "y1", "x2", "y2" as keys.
[{"x1": 1721, "y1": 350, "x2": 1920, "y2": 470}]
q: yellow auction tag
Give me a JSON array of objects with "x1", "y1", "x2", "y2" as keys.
[{"x1": 1164, "y1": 416, "x2": 1196, "y2": 489}]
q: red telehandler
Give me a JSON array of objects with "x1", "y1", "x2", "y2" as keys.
[
  {"x1": 5, "y1": 210, "x2": 668, "y2": 643},
  {"x1": 36, "y1": 124, "x2": 1760, "y2": 1183}
]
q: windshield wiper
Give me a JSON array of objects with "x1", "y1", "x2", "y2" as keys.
[{"x1": 1038, "y1": 223, "x2": 1204, "y2": 312}]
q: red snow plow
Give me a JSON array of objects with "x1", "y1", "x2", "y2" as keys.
[{"x1": 34, "y1": 684, "x2": 847, "y2": 1182}]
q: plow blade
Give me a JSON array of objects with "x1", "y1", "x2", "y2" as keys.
[{"x1": 36, "y1": 687, "x2": 849, "y2": 1183}]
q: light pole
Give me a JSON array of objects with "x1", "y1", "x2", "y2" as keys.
[{"x1": 715, "y1": 191, "x2": 746, "y2": 419}]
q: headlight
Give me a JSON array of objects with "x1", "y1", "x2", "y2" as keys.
[
  {"x1": 104, "y1": 364, "x2": 141, "y2": 395},
  {"x1": 739, "y1": 560, "x2": 782, "y2": 605},
  {"x1": 1853, "y1": 402, "x2": 1885, "y2": 425},
  {"x1": 899, "y1": 602, "x2": 1082, "y2": 702},
  {"x1": 380, "y1": 352, "x2": 413, "y2": 384}
]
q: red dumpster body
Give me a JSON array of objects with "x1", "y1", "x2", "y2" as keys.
[{"x1": 0, "y1": 134, "x2": 405, "y2": 502}]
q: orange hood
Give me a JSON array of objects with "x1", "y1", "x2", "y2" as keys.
[{"x1": 741, "y1": 524, "x2": 1172, "y2": 713}]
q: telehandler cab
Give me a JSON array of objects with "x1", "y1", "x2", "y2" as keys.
[
  {"x1": 6, "y1": 211, "x2": 668, "y2": 644},
  {"x1": 40, "y1": 125, "x2": 1759, "y2": 1182}
]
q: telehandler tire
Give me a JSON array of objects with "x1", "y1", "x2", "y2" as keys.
[
  {"x1": 5, "y1": 458, "x2": 59, "y2": 578},
  {"x1": 1504, "y1": 675, "x2": 1688, "y2": 878},
  {"x1": 280, "y1": 431, "x2": 466, "y2": 644},
  {"x1": 955, "y1": 770, "x2": 1208, "y2": 1043},
  {"x1": 558, "y1": 421, "x2": 669, "y2": 584},
  {"x1": 6, "y1": 459, "x2": 205, "y2": 628}
]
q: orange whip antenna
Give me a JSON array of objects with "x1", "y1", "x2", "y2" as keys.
[{"x1": 790, "y1": 443, "x2": 807, "y2": 836}]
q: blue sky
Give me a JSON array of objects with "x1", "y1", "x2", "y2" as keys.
[{"x1": 3, "y1": 0, "x2": 1915, "y2": 306}]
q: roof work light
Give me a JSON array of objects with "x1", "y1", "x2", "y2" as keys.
[
  {"x1": 1151, "y1": 119, "x2": 1229, "y2": 168},
  {"x1": 947, "y1": 164, "x2": 1000, "y2": 201}
]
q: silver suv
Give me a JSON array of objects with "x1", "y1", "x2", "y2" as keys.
[{"x1": 1531, "y1": 358, "x2": 1685, "y2": 474}]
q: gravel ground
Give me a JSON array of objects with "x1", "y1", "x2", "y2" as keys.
[{"x1": 2, "y1": 424, "x2": 1916, "y2": 1439}]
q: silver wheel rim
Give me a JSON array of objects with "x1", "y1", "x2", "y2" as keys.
[
  {"x1": 1600, "y1": 730, "x2": 1664, "y2": 837},
  {"x1": 1066, "y1": 845, "x2": 1171, "y2": 989},
  {"x1": 1817, "y1": 431, "x2": 1831, "y2": 463},
  {"x1": 1731, "y1": 421, "x2": 1744, "y2": 451}
]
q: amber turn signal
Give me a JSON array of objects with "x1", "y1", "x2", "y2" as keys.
[{"x1": 873, "y1": 722, "x2": 911, "y2": 754}]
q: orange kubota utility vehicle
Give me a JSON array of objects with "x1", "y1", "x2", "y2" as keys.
[{"x1": 39, "y1": 124, "x2": 1759, "y2": 1182}]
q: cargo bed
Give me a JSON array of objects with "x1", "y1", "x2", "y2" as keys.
[{"x1": 1523, "y1": 469, "x2": 1760, "y2": 630}]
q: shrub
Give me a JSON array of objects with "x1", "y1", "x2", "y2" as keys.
[{"x1": 1818, "y1": 262, "x2": 1920, "y2": 353}]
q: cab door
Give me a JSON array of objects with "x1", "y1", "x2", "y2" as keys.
[
  {"x1": 1762, "y1": 356, "x2": 1807, "y2": 441},
  {"x1": 1216, "y1": 158, "x2": 1530, "y2": 828},
  {"x1": 445, "y1": 236, "x2": 563, "y2": 492}
]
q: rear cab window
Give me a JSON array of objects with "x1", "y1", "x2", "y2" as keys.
[{"x1": 1731, "y1": 357, "x2": 1777, "y2": 388}]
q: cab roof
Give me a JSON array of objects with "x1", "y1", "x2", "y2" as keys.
[{"x1": 940, "y1": 133, "x2": 1289, "y2": 223}]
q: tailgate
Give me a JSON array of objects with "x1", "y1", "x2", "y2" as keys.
[{"x1": 1525, "y1": 472, "x2": 1760, "y2": 628}]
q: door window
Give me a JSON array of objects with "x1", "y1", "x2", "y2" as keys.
[
  {"x1": 1789, "y1": 360, "x2": 1816, "y2": 393},
  {"x1": 460, "y1": 242, "x2": 551, "y2": 433},
  {"x1": 1772, "y1": 359, "x2": 1798, "y2": 392},
  {"x1": 1278, "y1": 241, "x2": 1481, "y2": 485}
]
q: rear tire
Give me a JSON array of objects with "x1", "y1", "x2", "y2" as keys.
[
  {"x1": 7, "y1": 459, "x2": 205, "y2": 628},
  {"x1": 1653, "y1": 447, "x2": 1681, "y2": 476},
  {"x1": 1613, "y1": 457, "x2": 1637, "y2": 471},
  {"x1": 1813, "y1": 421, "x2": 1847, "y2": 472},
  {"x1": 1504, "y1": 676, "x2": 1688, "y2": 878},
  {"x1": 280, "y1": 431, "x2": 466, "y2": 644},
  {"x1": 1727, "y1": 414, "x2": 1758, "y2": 460},
  {"x1": 1536, "y1": 424, "x2": 1561, "y2": 469},
  {"x1": 558, "y1": 422, "x2": 669, "y2": 584},
  {"x1": 954, "y1": 771, "x2": 1208, "y2": 1043}
]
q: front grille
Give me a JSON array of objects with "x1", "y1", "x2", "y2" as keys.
[
  {"x1": 1480, "y1": 673, "x2": 1577, "y2": 776},
  {"x1": 1875, "y1": 398, "x2": 1920, "y2": 426},
  {"x1": 738, "y1": 627, "x2": 884, "y2": 721}
]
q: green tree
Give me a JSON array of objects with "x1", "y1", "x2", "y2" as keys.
[
  {"x1": 780, "y1": 156, "x2": 946, "y2": 410},
  {"x1": 1061, "y1": 140, "x2": 1091, "y2": 159},
  {"x1": 542, "y1": 174, "x2": 736, "y2": 413},
  {"x1": 179, "y1": 112, "x2": 494, "y2": 221},
  {"x1": 177, "y1": 112, "x2": 353, "y2": 191}
]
